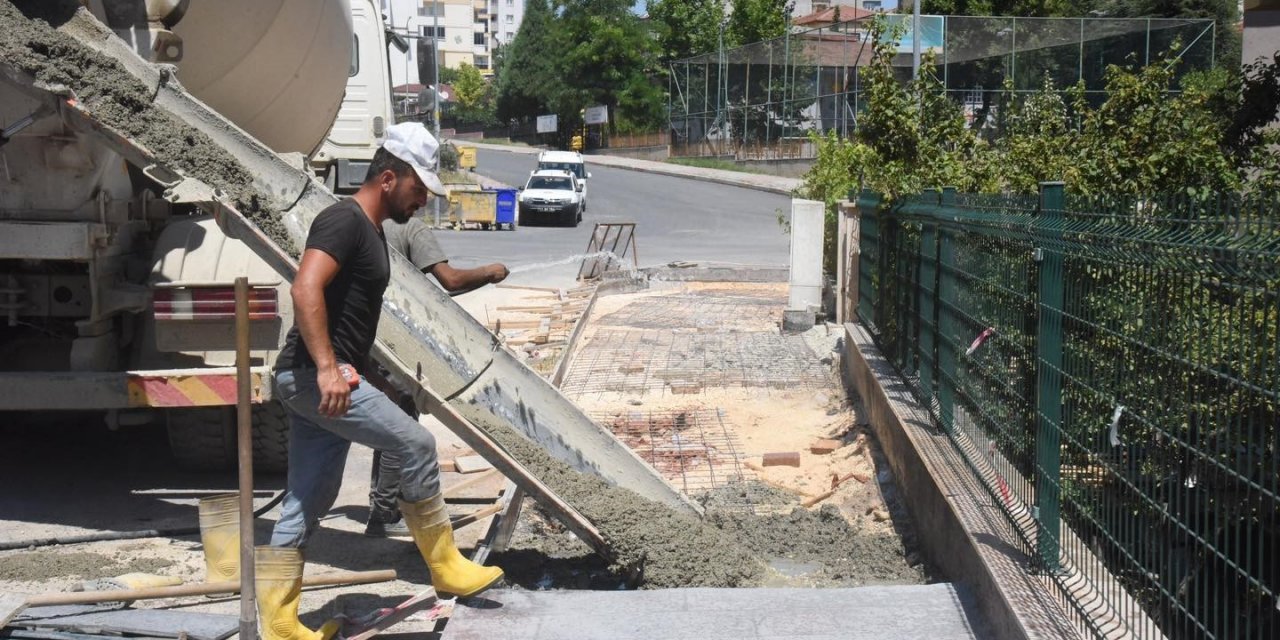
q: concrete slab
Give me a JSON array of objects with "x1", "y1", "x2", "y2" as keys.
[{"x1": 445, "y1": 584, "x2": 985, "y2": 640}]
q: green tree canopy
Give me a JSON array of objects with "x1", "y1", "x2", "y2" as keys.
[
  {"x1": 494, "y1": 0, "x2": 557, "y2": 121},
  {"x1": 726, "y1": 0, "x2": 790, "y2": 47},
  {"x1": 452, "y1": 63, "x2": 486, "y2": 109},
  {"x1": 495, "y1": 0, "x2": 664, "y2": 136},
  {"x1": 647, "y1": 0, "x2": 724, "y2": 65}
]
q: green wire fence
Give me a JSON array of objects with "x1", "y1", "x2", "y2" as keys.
[{"x1": 855, "y1": 184, "x2": 1279, "y2": 639}]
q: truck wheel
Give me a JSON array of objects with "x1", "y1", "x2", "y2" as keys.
[
  {"x1": 167, "y1": 406, "x2": 235, "y2": 471},
  {"x1": 252, "y1": 401, "x2": 291, "y2": 473},
  {"x1": 166, "y1": 402, "x2": 290, "y2": 472}
]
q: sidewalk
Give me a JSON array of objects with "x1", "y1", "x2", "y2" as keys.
[{"x1": 462, "y1": 141, "x2": 803, "y2": 196}]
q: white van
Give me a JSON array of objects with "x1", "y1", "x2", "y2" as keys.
[{"x1": 536, "y1": 150, "x2": 591, "y2": 210}]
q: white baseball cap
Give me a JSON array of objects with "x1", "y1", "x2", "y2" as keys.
[{"x1": 382, "y1": 122, "x2": 449, "y2": 197}]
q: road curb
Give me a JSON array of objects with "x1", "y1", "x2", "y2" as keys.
[{"x1": 461, "y1": 141, "x2": 802, "y2": 196}]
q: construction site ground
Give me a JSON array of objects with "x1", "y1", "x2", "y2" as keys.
[{"x1": 0, "y1": 272, "x2": 986, "y2": 638}]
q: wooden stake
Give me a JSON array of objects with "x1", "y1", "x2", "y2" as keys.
[
  {"x1": 233, "y1": 277, "x2": 256, "y2": 640},
  {"x1": 450, "y1": 503, "x2": 504, "y2": 530}
]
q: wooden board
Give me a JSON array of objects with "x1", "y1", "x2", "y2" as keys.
[
  {"x1": 342, "y1": 590, "x2": 450, "y2": 640},
  {"x1": 454, "y1": 455, "x2": 494, "y2": 474},
  {"x1": 13, "y1": 604, "x2": 237, "y2": 640}
]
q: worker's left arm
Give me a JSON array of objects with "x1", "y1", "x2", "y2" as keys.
[
  {"x1": 395, "y1": 216, "x2": 508, "y2": 294},
  {"x1": 430, "y1": 261, "x2": 508, "y2": 294}
]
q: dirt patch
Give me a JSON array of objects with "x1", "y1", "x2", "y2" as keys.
[
  {"x1": 0, "y1": 550, "x2": 173, "y2": 582},
  {"x1": 0, "y1": 1, "x2": 296, "y2": 254}
]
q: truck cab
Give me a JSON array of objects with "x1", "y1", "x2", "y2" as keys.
[{"x1": 312, "y1": 0, "x2": 398, "y2": 193}]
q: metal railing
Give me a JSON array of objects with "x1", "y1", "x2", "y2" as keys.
[{"x1": 854, "y1": 184, "x2": 1279, "y2": 639}]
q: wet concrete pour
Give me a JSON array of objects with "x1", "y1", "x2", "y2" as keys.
[{"x1": 471, "y1": 280, "x2": 964, "y2": 631}]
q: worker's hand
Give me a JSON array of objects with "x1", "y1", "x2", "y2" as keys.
[
  {"x1": 316, "y1": 365, "x2": 352, "y2": 417},
  {"x1": 486, "y1": 264, "x2": 509, "y2": 284}
]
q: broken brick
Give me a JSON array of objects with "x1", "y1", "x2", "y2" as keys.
[
  {"x1": 809, "y1": 439, "x2": 842, "y2": 455},
  {"x1": 762, "y1": 452, "x2": 801, "y2": 467},
  {"x1": 669, "y1": 382, "x2": 701, "y2": 395}
]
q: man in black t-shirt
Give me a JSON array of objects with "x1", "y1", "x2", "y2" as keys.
[
  {"x1": 262, "y1": 123, "x2": 503, "y2": 638},
  {"x1": 365, "y1": 218, "x2": 508, "y2": 538}
]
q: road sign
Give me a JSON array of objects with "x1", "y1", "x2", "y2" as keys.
[
  {"x1": 536, "y1": 114, "x2": 558, "y2": 133},
  {"x1": 584, "y1": 105, "x2": 608, "y2": 125}
]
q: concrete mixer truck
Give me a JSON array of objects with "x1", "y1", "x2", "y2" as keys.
[
  {"x1": 0, "y1": 0, "x2": 396, "y2": 470},
  {"x1": 1, "y1": 0, "x2": 699, "y2": 536}
]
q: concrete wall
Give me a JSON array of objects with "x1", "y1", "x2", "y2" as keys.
[
  {"x1": 587, "y1": 145, "x2": 670, "y2": 162},
  {"x1": 841, "y1": 324, "x2": 1079, "y2": 639},
  {"x1": 736, "y1": 157, "x2": 813, "y2": 178}
]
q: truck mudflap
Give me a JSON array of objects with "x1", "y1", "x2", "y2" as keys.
[
  {"x1": 0, "y1": 367, "x2": 270, "y2": 411},
  {"x1": 0, "y1": 5, "x2": 697, "y2": 560}
]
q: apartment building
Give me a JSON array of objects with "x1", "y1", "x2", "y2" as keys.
[
  {"x1": 382, "y1": 0, "x2": 525, "y2": 84},
  {"x1": 791, "y1": 0, "x2": 897, "y2": 14}
]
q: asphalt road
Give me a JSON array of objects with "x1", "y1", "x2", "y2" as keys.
[{"x1": 429, "y1": 149, "x2": 793, "y2": 279}]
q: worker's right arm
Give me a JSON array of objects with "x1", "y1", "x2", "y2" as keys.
[{"x1": 292, "y1": 248, "x2": 349, "y2": 417}]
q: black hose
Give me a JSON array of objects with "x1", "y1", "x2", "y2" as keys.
[{"x1": 0, "y1": 489, "x2": 287, "y2": 551}]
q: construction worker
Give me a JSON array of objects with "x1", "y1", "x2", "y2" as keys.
[
  {"x1": 266, "y1": 122, "x2": 503, "y2": 638},
  {"x1": 365, "y1": 218, "x2": 509, "y2": 538}
]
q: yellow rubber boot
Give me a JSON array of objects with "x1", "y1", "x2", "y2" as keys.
[
  {"x1": 197, "y1": 494, "x2": 240, "y2": 584},
  {"x1": 254, "y1": 547, "x2": 341, "y2": 640},
  {"x1": 400, "y1": 493, "x2": 504, "y2": 598}
]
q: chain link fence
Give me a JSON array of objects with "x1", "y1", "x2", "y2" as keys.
[{"x1": 669, "y1": 16, "x2": 1217, "y2": 158}]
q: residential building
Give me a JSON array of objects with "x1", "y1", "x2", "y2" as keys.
[
  {"x1": 382, "y1": 0, "x2": 524, "y2": 84},
  {"x1": 491, "y1": 0, "x2": 526, "y2": 49},
  {"x1": 381, "y1": 0, "x2": 481, "y2": 85},
  {"x1": 791, "y1": 0, "x2": 895, "y2": 16},
  {"x1": 792, "y1": 5, "x2": 875, "y2": 30}
]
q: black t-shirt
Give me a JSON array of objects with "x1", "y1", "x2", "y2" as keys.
[{"x1": 276, "y1": 200, "x2": 390, "y2": 373}]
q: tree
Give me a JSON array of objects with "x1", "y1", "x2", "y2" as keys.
[
  {"x1": 448, "y1": 62, "x2": 497, "y2": 126},
  {"x1": 557, "y1": 0, "x2": 665, "y2": 131},
  {"x1": 647, "y1": 0, "x2": 724, "y2": 65},
  {"x1": 920, "y1": 0, "x2": 1096, "y2": 16},
  {"x1": 494, "y1": 0, "x2": 558, "y2": 121},
  {"x1": 494, "y1": 0, "x2": 665, "y2": 138},
  {"x1": 1105, "y1": 0, "x2": 1240, "y2": 68},
  {"x1": 453, "y1": 63, "x2": 486, "y2": 109},
  {"x1": 726, "y1": 0, "x2": 790, "y2": 46}
]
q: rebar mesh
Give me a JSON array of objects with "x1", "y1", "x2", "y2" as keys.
[
  {"x1": 560, "y1": 328, "x2": 834, "y2": 397},
  {"x1": 594, "y1": 408, "x2": 748, "y2": 497},
  {"x1": 593, "y1": 289, "x2": 784, "y2": 330}
]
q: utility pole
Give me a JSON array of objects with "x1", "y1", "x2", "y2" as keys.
[
  {"x1": 432, "y1": 0, "x2": 442, "y2": 226},
  {"x1": 912, "y1": 0, "x2": 921, "y2": 79}
]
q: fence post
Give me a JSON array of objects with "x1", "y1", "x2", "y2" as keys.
[
  {"x1": 937, "y1": 187, "x2": 957, "y2": 434},
  {"x1": 1034, "y1": 181, "x2": 1065, "y2": 574},
  {"x1": 856, "y1": 189, "x2": 879, "y2": 326},
  {"x1": 917, "y1": 190, "x2": 940, "y2": 404},
  {"x1": 837, "y1": 199, "x2": 862, "y2": 324}
]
